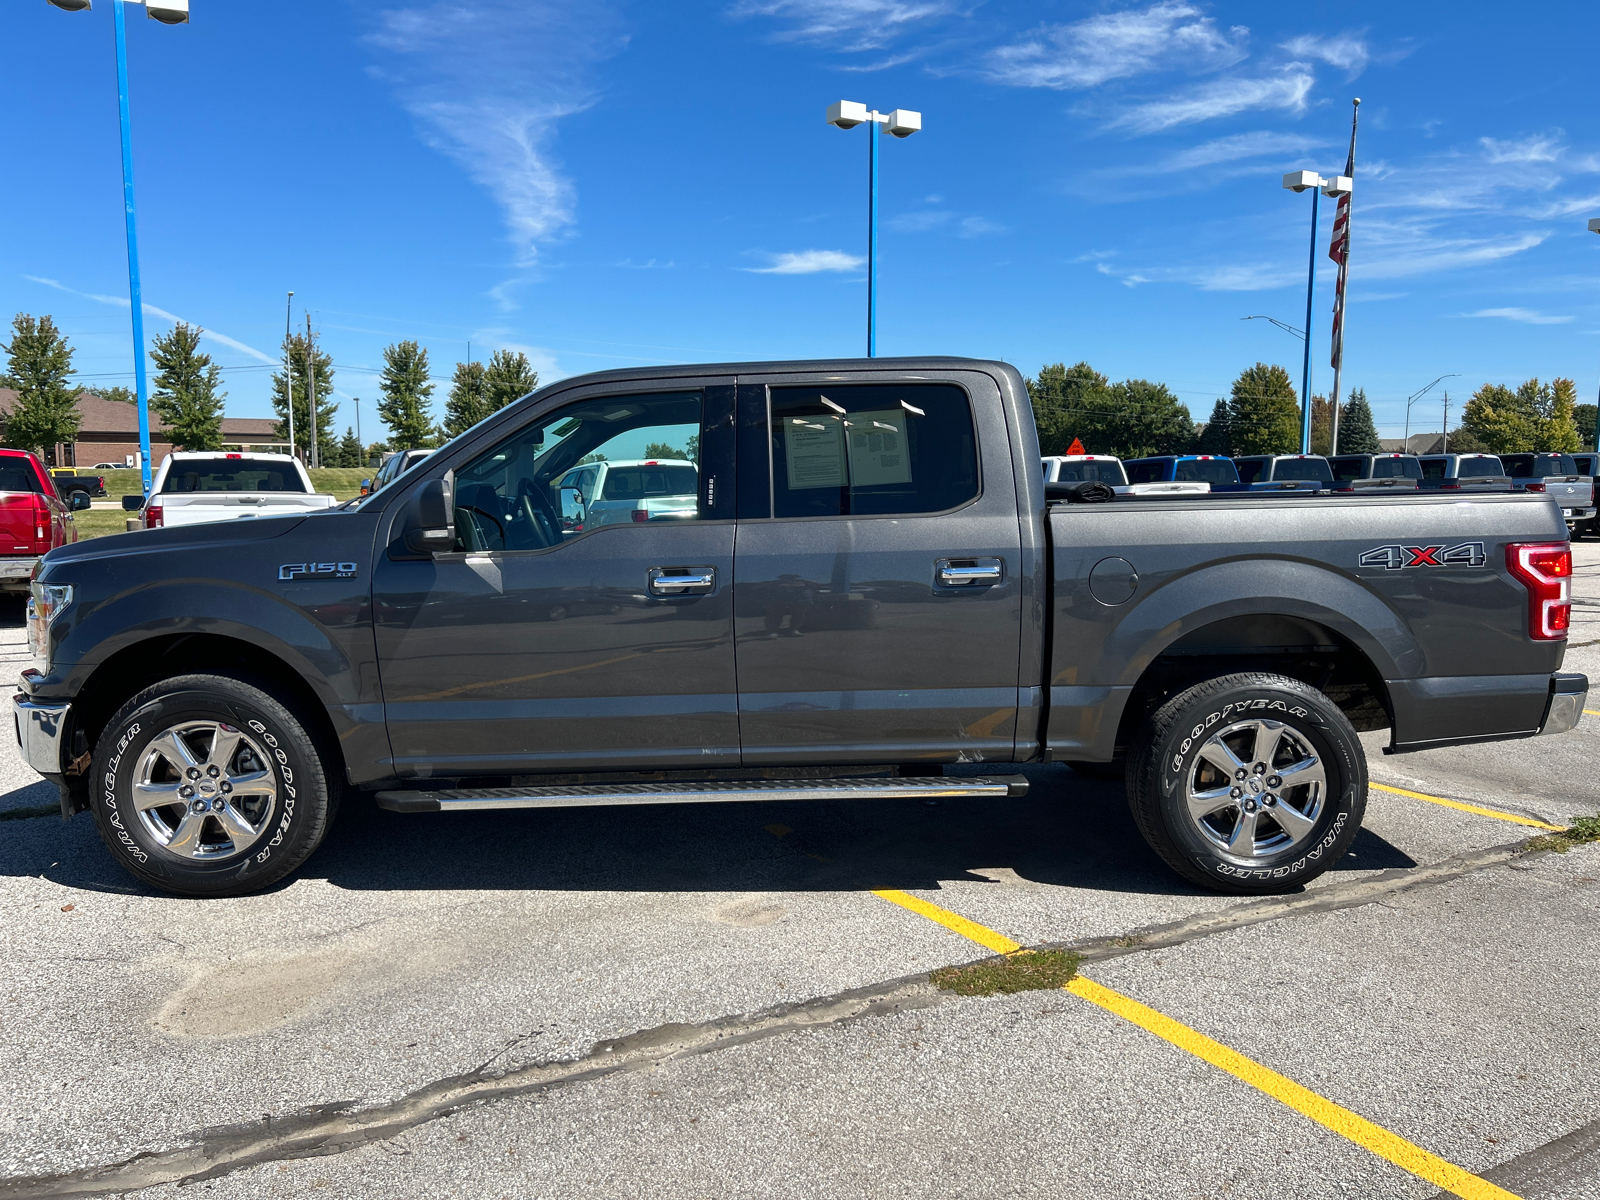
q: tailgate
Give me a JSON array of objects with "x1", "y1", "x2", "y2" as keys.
[
  {"x1": 1543, "y1": 477, "x2": 1592, "y2": 506},
  {"x1": 158, "y1": 494, "x2": 331, "y2": 525},
  {"x1": 0, "y1": 493, "x2": 40, "y2": 553}
]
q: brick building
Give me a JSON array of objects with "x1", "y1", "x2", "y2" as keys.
[{"x1": 0, "y1": 389, "x2": 283, "y2": 468}]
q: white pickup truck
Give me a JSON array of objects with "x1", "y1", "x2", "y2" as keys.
[{"x1": 125, "y1": 452, "x2": 337, "y2": 529}]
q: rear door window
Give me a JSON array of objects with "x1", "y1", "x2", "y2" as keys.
[
  {"x1": 767, "y1": 383, "x2": 978, "y2": 518},
  {"x1": 161, "y1": 459, "x2": 306, "y2": 493}
]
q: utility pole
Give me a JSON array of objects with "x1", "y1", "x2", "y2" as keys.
[
  {"x1": 284, "y1": 292, "x2": 295, "y2": 462},
  {"x1": 354, "y1": 396, "x2": 361, "y2": 449},
  {"x1": 1442, "y1": 392, "x2": 1450, "y2": 454},
  {"x1": 305, "y1": 312, "x2": 318, "y2": 470}
]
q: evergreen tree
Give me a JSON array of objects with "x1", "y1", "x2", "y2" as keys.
[
  {"x1": 377, "y1": 340, "x2": 436, "y2": 449},
  {"x1": 442, "y1": 359, "x2": 490, "y2": 439},
  {"x1": 482, "y1": 349, "x2": 539, "y2": 410},
  {"x1": 1461, "y1": 382, "x2": 1537, "y2": 453},
  {"x1": 90, "y1": 385, "x2": 137, "y2": 404},
  {"x1": 1196, "y1": 399, "x2": 1232, "y2": 455},
  {"x1": 1537, "y1": 378, "x2": 1581, "y2": 453},
  {"x1": 268, "y1": 332, "x2": 337, "y2": 462},
  {"x1": 1, "y1": 314, "x2": 82, "y2": 462},
  {"x1": 1227, "y1": 362, "x2": 1300, "y2": 455},
  {"x1": 1027, "y1": 361, "x2": 1114, "y2": 455},
  {"x1": 149, "y1": 322, "x2": 225, "y2": 451},
  {"x1": 1575, "y1": 403, "x2": 1598, "y2": 451},
  {"x1": 1337, "y1": 388, "x2": 1382, "y2": 453}
]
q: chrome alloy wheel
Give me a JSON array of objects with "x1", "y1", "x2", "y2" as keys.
[
  {"x1": 1185, "y1": 718, "x2": 1326, "y2": 859},
  {"x1": 133, "y1": 721, "x2": 278, "y2": 860}
]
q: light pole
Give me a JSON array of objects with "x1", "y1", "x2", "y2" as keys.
[
  {"x1": 47, "y1": 0, "x2": 190, "y2": 493},
  {"x1": 1403, "y1": 374, "x2": 1460, "y2": 452},
  {"x1": 1589, "y1": 217, "x2": 1600, "y2": 452},
  {"x1": 1282, "y1": 171, "x2": 1352, "y2": 453},
  {"x1": 1241, "y1": 315, "x2": 1305, "y2": 341},
  {"x1": 826, "y1": 100, "x2": 921, "y2": 357},
  {"x1": 283, "y1": 291, "x2": 295, "y2": 462}
]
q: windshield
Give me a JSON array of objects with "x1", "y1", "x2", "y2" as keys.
[
  {"x1": 1456, "y1": 456, "x2": 1505, "y2": 478},
  {"x1": 1172, "y1": 458, "x2": 1238, "y2": 484},
  {"x1": 1270, "y1": 457, "x2": 1333, "y2": 483},
  {"x1": 1053, "y1": 460, "x2": 1128, "y2": 486},
  {"x1": 161, "y1": 459, "x2": 305, "y2": 493}
]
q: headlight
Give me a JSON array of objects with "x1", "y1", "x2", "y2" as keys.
[{"x1": 26, "y1": 582, "x2": 72, "y2": 666}]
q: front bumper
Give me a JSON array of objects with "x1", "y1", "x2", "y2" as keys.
[
  {"x1": 1539, "y1": 673, "x2": 1588, "y2": 737},
  {"x1": 13, "y1": 694, "x2": 69, "y2": 776}
]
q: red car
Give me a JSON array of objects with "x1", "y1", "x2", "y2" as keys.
[{"x1": 0, "y1": 449, "x2": 84, "y2": 594}]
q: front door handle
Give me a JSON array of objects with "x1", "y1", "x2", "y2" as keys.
[
  {"x1": 649, "y1": 566, "x2": 716, "y2": 596},
  {"x1": 936, "y1": 558, "x2": 1004, "y2": 588}
]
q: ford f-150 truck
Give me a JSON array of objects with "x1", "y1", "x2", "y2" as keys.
[
  {"x1": 1497, "y1": 453, "x2": 1595, "y2": 535},
  {"x1": 124, "y1": 452, "x2": 337, "y2": 529},
  {"x1": 14, "y1": 358, "x2": 1587, "y2": 898}
]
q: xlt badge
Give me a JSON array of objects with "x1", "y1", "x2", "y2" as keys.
[{"x1": 279, "y1": 562, "x2": 358, "y2": 581}]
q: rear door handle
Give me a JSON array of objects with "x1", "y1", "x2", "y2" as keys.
[
  {"x1": 649, "y1": 566, "x2": 716, "y2": 596},
  {"x1": 936, "y1": 558, "x2": 1003, "y2": 588}
]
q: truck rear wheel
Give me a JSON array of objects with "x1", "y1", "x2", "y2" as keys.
[
  {"x1": 89, "y1": 673, "x2": 335, "y2": 897},
  {"x1": 1126, "y1": 672, "x2": 1366, "y2": 894}
]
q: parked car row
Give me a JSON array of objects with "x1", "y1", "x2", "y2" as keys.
[{"x1": 1042, "y1": 451, "x2": 1598, "y2": 534}]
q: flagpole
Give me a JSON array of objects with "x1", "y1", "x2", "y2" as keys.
[{"x1": 1329, "y1": 98, "x2": 1360, "y2": 454}]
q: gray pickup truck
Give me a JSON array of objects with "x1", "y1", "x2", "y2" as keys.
[{"x1": 13, "y1": 358, "x2": 1586, "y2": 899}]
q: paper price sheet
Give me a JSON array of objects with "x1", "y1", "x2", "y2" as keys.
[{"x1": 783, "y1": 403, "x2": 914, "y2": 491}]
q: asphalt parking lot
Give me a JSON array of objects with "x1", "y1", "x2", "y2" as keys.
[{"x1": 1, "y1": 546, "x2": 1597, "y2": 1199}]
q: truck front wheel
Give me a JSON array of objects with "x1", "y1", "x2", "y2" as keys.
[
  {"x1": 1126, "y1": 672, "x2": 1366, "y2": 894},
  {"x1": 88, "y1": 673, "x2": 336, "y2": 897}
]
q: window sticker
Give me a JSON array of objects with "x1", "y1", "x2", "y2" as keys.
[
  {"x1": 784, "y1": 415, "x2": 846, "y2": 490},
  {"x1": 844, "y1": 409, "x2": 913, "y2": 487}
]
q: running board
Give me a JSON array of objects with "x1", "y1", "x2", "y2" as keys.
[{"x1": 375, "y1": 775, "x2": 1028, "y2": 814}]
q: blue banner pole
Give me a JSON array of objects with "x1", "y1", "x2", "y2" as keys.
[{"x1": 113, "y1": 0, "x2": 155, "y2": 493}]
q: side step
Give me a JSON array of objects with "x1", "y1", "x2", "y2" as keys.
[{"x1": 375, "y1": 775, "x2": 1029, "y2": 814}]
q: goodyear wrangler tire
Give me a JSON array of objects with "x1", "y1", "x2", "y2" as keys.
[
  {"x1": 1126, "y1": 672, "x2": 1366, "y2": 894},
  {"x1": 89, "y1": 673, "x2": 334, "y2": 897}
]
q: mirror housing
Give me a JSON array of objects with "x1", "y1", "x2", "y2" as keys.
[
  {"x1": 121, "y1": 494, "x2": 145, "y2": 512},
  {"x1": 70, "y1": 492, "x2": 92, "y2": 512},
  {"x1": 403, "y1": 476, "x2": 456, "y2": 554}
]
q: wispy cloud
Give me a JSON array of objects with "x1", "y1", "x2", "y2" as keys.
[
  {"x1": 23, "y1": 275, "x2": 276, "y2": 362},
  {"x1": 987, "y1": 2, "x2": 1248, "y2": 90},
  {"x1": 886, "y1": 208, "x2": 1005, "y2": 237},
  {"x1": 732, "y1": 0, "x2": 955, "y2": 52},
  {"x1": 745, "y1": 250, "x2": 865, "y2": 274},
  {"x1": 1460, "y1": 307, "x2": 1573, "y2": 325},
  {"x1": 363, "y1": 2, "x2": 627, "y2": 283},
  {"x1": 1107, "y1": 67, "x2": 1316, "y2": 134},
  {"x1": 1480, "y1": 132, "x2": 1564, "y2": 164},
  {"x1": 1280, "y1": 32, "x2": 1369, "y2": 76},
  {"x1": 1163, "y1": 130, "x2": 1328, "y2": 170}
]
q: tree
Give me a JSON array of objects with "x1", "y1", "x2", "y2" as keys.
[
  {"x1": 442, "y1": 359, "x2": 490, "y2": 439},
  {"x1": 1, "y1": 314, "x2": 83, "y2": 462},
  {"x1": 1196, "y1": 399, "x2": 1232, "y2": 455},
  {"x1": 1309, "y1": 395, "x2": 1334, "y2": 456},
  {"x1": 378, "y1": 340, "x2": 436, "y2": 449},
  {"x1": 483, "y1": 349, "x2": 539, "y2": 411},
  {"x1": 1576, "y1": 403, "x2": 1598, "y2": 451},
  {"x1": 90, "y1": 385, "x2": 137, "y2": 404},
  {"x1": 1537, "y1": 377, "x2": 1581, "y2": 453},
  {"x1": 1097, "y1": 379, "x2": 1194, "y2": 458},
  {"x1": 149, "y1": 322, "x2": 225, "y2": 451},
  {"x1": 643, "y1": 441, "x2": 686, "y2": 460},
  {"x1": 1461, "y1": 382, "x2": 1537, "y2": 453},
  {"x1": 1444, "y1": 425, "x2": 1488, "y2": 453},
  {"x1": 1337, "y1": 388, "x2": 1382, "y2": 453},
  {"x1": 1027, "y1": 361, "x2": 1113, "y2": 455},
  {"x1": 335, "y1": 427, "x2": 363, "y2": 467},
  {"x1": 1227, "y1": 362, "x2": 1300, "y2": 455},
  {"x1": 269, "y1": 332, "x2": 337, "y2": 462}
]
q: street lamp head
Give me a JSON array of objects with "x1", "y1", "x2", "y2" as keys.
[
  {"x1": 1589, "y1": 217, "x2": 1600, "y2": 234},
  {"x1": 884, "y1": 109, "x2": 921, "y2": 138},
  {"x1": 46, "y1": 0, "x2": 93, "y2": 11},
  {"x1": 1321, "y1": 175, "x2": 1353, "y2": 198},
  {"x1": 826, "y1": 100, "x2": 868, "y2": 130},
  {"x1": 145, "y1": 0, "x2": 189, "y2": 23},
  {"x1": 1282, "y1": 170, "x2": 1325, "y2": 193}
]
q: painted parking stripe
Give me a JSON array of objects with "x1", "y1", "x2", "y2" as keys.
[
  {"x1": 1370, "y1": 782, "x2": 1564, "y2": 831},
  {"x1": 1584, "y1": 709, "x2": 1600, "y2": 717},
  {"x1": 874, "y1": 891, "x2": 1522, "y2": 1200}
]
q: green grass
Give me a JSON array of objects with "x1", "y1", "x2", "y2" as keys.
[
  {"x1": 73, "y1": 509, "x2": 139, "y2": 541},
  {"x1": 1526, "y1": 815, "x2": 1600, "y2": 855},
  {"x1": 929, "y1": 949, "x2": 1082, "y2": 997},
  {"x1": 306, "y1": 468, "x2": 374, "y2": 501}
]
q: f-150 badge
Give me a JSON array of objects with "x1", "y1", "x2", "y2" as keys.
[
  {"x1": 1358, "y1": 542, "x2": 1485, "y2": 570},
  {"x1": 279, "y1": 562, "x2": 358, "y2": 581}
]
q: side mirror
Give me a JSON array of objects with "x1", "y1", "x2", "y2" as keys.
[
  {"x1": 559, "y1": 485, "x2": 586, "y2": 528},
  {"x1": 121, "y1": 494, "x2": 145, "y2": 512},
  {"x1": 403, "y1": 476, "x2": 456, "y2": 554},
  {"x1": 70, "y1": 493, "x2": 91, "y2": 512},
  {"x1": 360, "y1": 478, "x2": 371, "y2": 496}
]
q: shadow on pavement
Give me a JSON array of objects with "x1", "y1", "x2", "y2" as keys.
[{"x1": 0, "y1": 761, "x2": 1416, "y2": 899}]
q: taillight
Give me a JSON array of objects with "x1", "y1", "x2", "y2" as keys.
[
  {"x1": 632, "y1": 508, "x2": 649, "y2": 523},
  {"x1": 1441, "y1": 481, "x2": 1461, "y2": 490},
  {"x1": 1525, "y1": 482, "x2": 1546, "y2": 493},
  {"x1": 145, "y1": 502, "x2": 164, "y2": 528},
  {"x1": 31, "y1": 496, "x2": 51, "y2": 551},
  {"x1": 1506, "y1": 542, "x2": 1571, "y2": 640}
]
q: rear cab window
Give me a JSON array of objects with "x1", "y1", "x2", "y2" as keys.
[
  {"x1": 1053, "y1": 459, "x2": 1127, "y2": 486},
  {"x1": 1420, "y1": 458, "x2": 1446, "y2": 479},
  {"x1": 1372, "y1": 456, "x2": 1422, "y2": 480},
  {"x1": 1455, "y1": 456, "x2": 1505, "y2": 478},
  {"x1": 162, "y1": 459, "x2": 306, "y2": 493},
  {"x1": 0, "y1": 458, "x2": 43, "y2": 493},
  {"x1": 1126, "y1": 460, "x2": 1166, "y2": 484},
  {"x1": 1270, "y1": 457, "x2": 1333, "y2": 484},
  {"x1": 1174, "y1": 458, "x2": 1237, "y2": 484},
  {"x1": 1234, "y1": 458, "x2": 1265, "y2": 484},
  {"x1": 1329, "y1": 456, "x2": 1364, "y2": 482}
]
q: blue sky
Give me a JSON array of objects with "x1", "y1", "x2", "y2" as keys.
[{"x1": 3, "y1": 0, "x2": 1598, "y2": 441}]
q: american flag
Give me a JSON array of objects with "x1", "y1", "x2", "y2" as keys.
[{"x1": 1328, "y1": 118, "x2": 1358, "y2": 372}]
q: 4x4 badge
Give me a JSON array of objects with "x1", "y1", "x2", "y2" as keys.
[
  {"x1": 1358, "y1": 542, "x2": 1486, "y2": 570},
  {"x1": 279, "y1": 562, "x2": 358, "y2": 581}
]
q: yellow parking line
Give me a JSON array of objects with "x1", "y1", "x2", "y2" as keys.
[
  {"x1": 1065, "y1": 977, "x2": 1519, "y2": 1200},
  {"x1": 1370, "y1": 783, "x2": 1564, "y2": 831},
  {"x1": 872, "y1": 889, "x2": 1021, "y2": 954},
  {"x1": 873, "y1": 894, "x2": 1522, "y2": 1200},
  {"x1": 1584, "y1": 709, "x2": 1600, "y2": 717}
]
